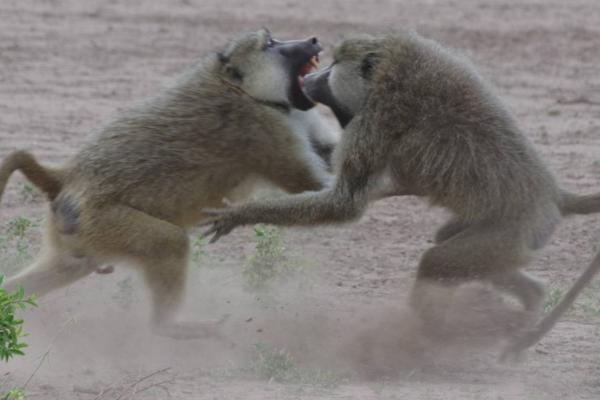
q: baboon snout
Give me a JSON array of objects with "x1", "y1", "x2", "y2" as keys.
[
  {"x1": 302, "y1": 66, "x2": 354, "y2": 128},
  {"x1": 276, "y1": 37, "x2": 322, "y2": 62}
]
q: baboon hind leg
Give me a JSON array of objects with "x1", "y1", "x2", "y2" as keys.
[
  {"x1": 434, "y1": 218, "x2": 469, "y2": 244},
  {"x1": 89, "y1": 205, "x2": 227, "y2": 340},
  {"x1": 411, "y1": 225, "x2": 529, "y2": 319},
  {"x1": 3, "y1": 252, "x2": 98, "y2": 298}
]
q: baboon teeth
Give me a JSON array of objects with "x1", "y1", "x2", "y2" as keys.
[{"x1": 309, "y1": 56, "x2": 319, "y2": 68}]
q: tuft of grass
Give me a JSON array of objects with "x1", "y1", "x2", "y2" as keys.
[
  {"x1": 18, "y1": 182, "x2": 42, "y2": 204},
  {"x1": 7, "y1": 217, "x2": 35, "y2": 240},
  {"x1": 253, "y1": 343, "x2": 296, "y2": 382},
  {"x1": 547, "y1": 109, "x2": 561, "y2": 116},
  {"x1": 577, "y1": 280, "x2": 600, "y2": 316},
  {"x1": 242, "y1": 225, "x2": 302, "y2": 292},
  {"x1": 252, "y1": 343, "x2": 342, "y2": 388},
  {"x1": 543, "y1": 285, "x2": 564, "y2": 313},
  {"x1": 0, "y1": 217, "x2": 39, "y2": 277},
  {"x1": 191, "y1": 234, "x2": 207, "y2": 265},
  {"x1": 2, "y1": 389, "x2": 25, "y2": 400},
  {"x1": 544, "y1": 278, "x2": 600, "y2": 317}
]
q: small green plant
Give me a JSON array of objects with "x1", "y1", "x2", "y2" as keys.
[
  {"x1": 0, "y1": 276, "x2": 37, "y2": 362},
  {"x1": 243, "y1": 225, "x2": 302, "y2": 291},
  {"x1": 0, "y1": 217, "x2": 38, "y2": 276},
  {"x1": 253, "y1": 343, "x2": 296, "y2": 382},
  {"x1": 577, "y1": 280, "x2": 600, "y2": 316},
  {"x1": 18, "y1": 182, "x2": 42, "y2": 204},
  {"x1": 3, "y1": 388, "x2": 25, "y2": 400},
  {"x1": 543, "y1": 285, "x2": 563, "y2": 313},
  {"x1": 252, "y1": 343, "x2": 342, "y2": 388},
  {"x1": 7, "y1": 218, "x2": 35, "y2": 240},
  {"x1": 191, "y1": 234, "x2": 207, "y2": 265}
]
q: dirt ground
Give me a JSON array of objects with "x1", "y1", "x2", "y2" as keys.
[{"x1": 1, "y1": 0, "x2": 600, "y2": 399}]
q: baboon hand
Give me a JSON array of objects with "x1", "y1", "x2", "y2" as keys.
[{"x1": 200, "y1": 207, "x2": 244, "y2": 243}]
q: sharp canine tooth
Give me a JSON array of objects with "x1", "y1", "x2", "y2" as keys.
[{"x1": 310, "y1": 56, "x2": 319, "y2": 68}]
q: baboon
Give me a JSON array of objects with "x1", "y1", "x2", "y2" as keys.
[
  {"x1": 201, "y1": 31, "x2": 600, "y2": 356},
  {"x1": 0, "y1": 28, "x2": 337, "y2": 339}
]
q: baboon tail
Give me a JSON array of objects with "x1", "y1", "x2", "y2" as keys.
[
  {"x1": 506, "y1": 251, "x2": 600, "y2": 355},
  {"x1": 560, "y1": 190, "x2": 600, "y2": 216},
  {"x1": 0, "y1": 150, "x2": 63, "y2": 204}
]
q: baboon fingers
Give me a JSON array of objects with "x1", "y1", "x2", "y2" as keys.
[
  {"x1": 198, "y1": 208, "x2": 228, "y2": 225},
  {"x1": 199, "y1": 207, "x2": 242, "y2": 242},
  {"x1": 201, "y1": 224, "x2": 231, "y2": 243}
]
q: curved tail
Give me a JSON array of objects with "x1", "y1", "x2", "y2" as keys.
[
  {"x1": 504, "y1": 251, "x2": 600, "y2": 357},
  {"x1": 561, "y1": 190, "x2": 600, "y2": 216},
  {"x1": 0, "y1": 150, "x2": 63, "y2": 204}
]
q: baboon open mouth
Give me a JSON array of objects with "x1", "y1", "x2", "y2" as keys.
[
  {"x1": 290, "y1": 54, "x2": 320, "y2": 110},
  {"x1": 298, "y1": 55, "x2": 320, "y2": 88}
]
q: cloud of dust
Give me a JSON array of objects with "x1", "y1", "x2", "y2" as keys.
[{"x1": 6, "y1": 261, "x2": 531, "y2": 385}]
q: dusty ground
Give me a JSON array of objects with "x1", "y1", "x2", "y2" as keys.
[{"x1": 1, "y1": 0, "x2": 600, "y2": 399}]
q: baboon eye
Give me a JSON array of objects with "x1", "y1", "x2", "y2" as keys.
[{"x1": 360, "y1": 53, "x2": 377, "y2": 79}]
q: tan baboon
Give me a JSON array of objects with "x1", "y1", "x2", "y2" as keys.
[
  {"x1": 201, "y1": 31, "x2": 600, "y2": 356},
  {"x1": 0, "y1": 28, "x2": 337, "y2": 339}
]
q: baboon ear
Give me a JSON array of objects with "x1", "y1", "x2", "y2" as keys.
[{"x1": 360, "y1": 52, "x2": 378, "y2": 79}]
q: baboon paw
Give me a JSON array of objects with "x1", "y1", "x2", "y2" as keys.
[{"x1": 199, "y1": 208, "x2": 242, "y2": 243}]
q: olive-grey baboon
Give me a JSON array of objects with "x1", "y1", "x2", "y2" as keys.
[
  {"x1": 0, "y1": 28, "x2": 337, "y2": 339},
  {"x1": 201, "y1": 31, "x2": 600, "y2": 356}
]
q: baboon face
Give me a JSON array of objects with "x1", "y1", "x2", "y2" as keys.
[
  {"x1": 302, "y1": 37, "x2": 381, "y2": 127},
  {"x1": 218, "y1": 28, "x2": 322, "y2": 110}
]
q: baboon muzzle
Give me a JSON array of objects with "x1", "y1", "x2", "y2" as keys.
[
  {"x1": 270, "y1": 35, "x2": 322, "y2": 111},
  {"x1": 303, "y1": 67, "x2": 354, "y2": 128},
  {"x1": 276, "y1": 36, "x2": 322, "y2": 62}
]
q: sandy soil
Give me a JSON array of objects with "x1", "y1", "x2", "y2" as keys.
[{"x1": 1, "y1": 0, "x2": 599, "y2": 399}]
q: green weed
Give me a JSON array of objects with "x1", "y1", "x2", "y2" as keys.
[
  {"x1": 18, "y1": 183, "x2": 42, "y2": 204},
  {"x1": 0, "y1": 276, "x2": 37, "y2": 362},
  {"x1": 252, "y1": 343, "x2": 342, "y2": 388},
  {"x1": 2, "y1": 389, "x2": 25, "y2": 400},
  {"x1": 243, "y1": 225, "x2": 303, "y2": 292},
  {"x1": 191, "y1": 234, "x2": 207, "y2": 265},
  {"x1": 543, "y1": 285, "x2": 563, "y2": 313}
]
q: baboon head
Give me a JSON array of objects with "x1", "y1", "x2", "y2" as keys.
[
  {"x1": 217, "y1": 28, "x2": 322, "y2": 110},
  {"x1": 302, "y1": 36, "x2": 383, "y2": 127}
]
